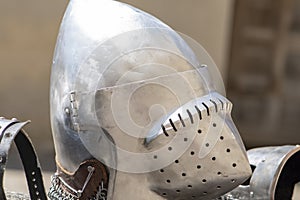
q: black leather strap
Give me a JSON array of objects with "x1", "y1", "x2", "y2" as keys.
[{"x1": 0, "y1": 119, "x2": 47, "y2": 200}]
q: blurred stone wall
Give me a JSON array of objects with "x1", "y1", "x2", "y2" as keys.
[{"x1": 0, "y1": 0, "x2": 234, "y2": 171}]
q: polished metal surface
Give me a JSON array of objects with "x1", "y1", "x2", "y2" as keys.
[
  {"x1": 0, "y1": 118, "x2": 47, "y2": 200},
  {"x1": 50, "y1": 0, "x2": 251, "y2": 199},
  {"x1": 222, "y1": 145, "x2": 300, "y2": 200}
]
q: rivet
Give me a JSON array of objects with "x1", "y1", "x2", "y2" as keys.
[
  {"x1": 11, "y1": 118, "x2": 18, "y2": 122},
  {"x1": 64, "y1": 107, "x2": 70, "y2": 115}
]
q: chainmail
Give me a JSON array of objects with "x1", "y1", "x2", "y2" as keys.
[
  {"x1": 5, "y1": 191, "x2": 30, "y2": 200},
  {"x1": 48, "y1": 175, "x2": 107, "y2": 200}
]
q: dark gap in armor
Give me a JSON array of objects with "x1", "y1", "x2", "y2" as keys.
[
  {"x1": 241, "y1": 164, "x2": 256, "y2": 186},
  {"x1": 275, "y1": 150, "x2": 300, "y2": 200}
]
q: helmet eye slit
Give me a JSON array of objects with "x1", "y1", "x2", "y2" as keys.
[
  {"x1": 194, "y1": 105, "x2": 202, "y2": 120},
  {"x1": 210, "y1": 99, "x2": 218, "y2": 112},
  {"x1": 186, "y1": 109, "x2": 194, "y2": 124},
  {"x1": 178, "y1": 113, "x2": 186, "y2": 127},
  {"x1": 202, "y1": 102, "x2": 210, "y2": 116},
  {"x1": 161, "y1": 124, "x2": 169, "y2": 137},
  {"x1": 169, "y1": 119, "x2": 177, "y2": 132}
]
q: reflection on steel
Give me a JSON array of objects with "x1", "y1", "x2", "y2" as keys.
[
  {"x1": 0, "y1": 118, "x2": 47, "y2": 200},
  {"x1": 49, "y1": 0, "x2": 251, "y2": 199},
  {"x1": 221, "y1": 145, "x2": 300, "y2": 200}
]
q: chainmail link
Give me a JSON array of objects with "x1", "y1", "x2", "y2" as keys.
[
  {"x1": 5, "y1": 191, "x2": 30, "y2": 200},
  {"x1": 48, "y1": 175, "x2": 107, "y2": 200}
]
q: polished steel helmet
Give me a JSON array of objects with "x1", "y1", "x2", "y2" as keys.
[{"x1": 49, "y1": 0, "x2": 251, "y2": 199}]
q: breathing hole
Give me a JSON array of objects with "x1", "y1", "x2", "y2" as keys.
[
  {"x1": 176, "y1": 190, "x2": 181, "y2": 193},
  {"x1": 153, "y1": 155, "x2": 158, "y2": 159},
  {"x1": 220, "y1": 136, "x2": 224, "y2": 140},
  {"x1": 190, "y1": 151, "x2": 195, "y2": 156},
  {"x1": 162, "y1": 193, "x2": 167, "y2": 196},
  {"x1": 175, "y1": 160, "x2": 179, "y2": 164},
  {"x1": 232, "y1": 163, "x2": 237, "y2": 167},
  {"x1": 188, "y1": 185, "x2": 192, "y2": 188},
  {"x1": 213, "y1": 123, "x2": 217, "y2": 127},
  {"x1": 168, "y1": 147, "x2": 172, "y2": 151},
  {"x1": 160, "y1": 169, "x2": 164, "y2": 173},
  {"x1": 217, "y1": 186, "x2": 221, "y2": 189},
  {"x1": 226, "y1": 148, "x2": 231, "y2": 153},
  {"x1": 182, "y1": 173, "x2": 186, "y2": 177},
  {"x1": 184, "y1": 138, "x2": 188, "y2": 142},
  {"x1": 198, "y1": 129, "x2": 202, "y2": 134},
  {"x1": 231, "y1": 179, "x2": 236, "y2": 183},
  {"x1": 217, "y1": 172, "x2": 222, "y2": 175},
  {"x1": 205, "y1": 143, "x2": 210, "y2": 147},
  {"x1": 202, "y1": 179, "x2": 207, "y2": 183},
  {"x1": 197, "y1": 165, "x2": 201, "y2": 169},
  {"x1": 166, "y1": 180, "x2": 171, "y2": 183},
  {"x1": 212, "y1": 157, "x2": 216, "y2": 161}
]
